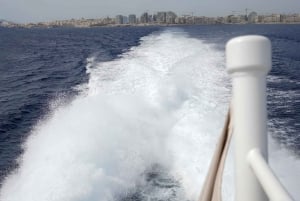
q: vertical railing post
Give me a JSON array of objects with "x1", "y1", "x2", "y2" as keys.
[{"x1": 226, "y1": 35, "x2": 271, "y2": 201}]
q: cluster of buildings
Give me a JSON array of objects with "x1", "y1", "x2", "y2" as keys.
[
  {"x1": 113, "y1": 11, "x2": 300, "y2": 25},
  {"x1": 223, "y1": 12, "x2": 300, "y2": 24},
  {"x1": 1, "y1": 18, "x2": 115, "y2": 28},
  {"x1": 1, "y1": 11, "x2": 300, "y2": 28},
  {"x1": 115, "y1": 11, "x2": 178, "y2": 24}
]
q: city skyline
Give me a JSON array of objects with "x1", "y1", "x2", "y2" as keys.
[
  {"x1": 1, "y1": 0, "x2": 300, "y2": 23},
  {"x1": 2, "y1": 10, "x2": 300, "y2": 28}
]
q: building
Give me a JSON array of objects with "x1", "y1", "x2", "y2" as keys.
[
  {"x1": 140, "y1": 12, "x2": 149, "y2": 23},
  {"x1": 115, "y1": 15, "x2": 123, "y2": 24},
  {"x1": 260, "y1": 14, "x2": 281, "y2": 23},
  {"x1": 102, "y1": 17, "x2": 114, "y2": 25},
  {"x1": 128, "y1": 14, "x2": 136, "y2": 24},
  {"x1": 166, "y1": 11, "x2": 177, "y2": 24},
  {"x1": 226, "y1": 15, "x2": 247, "y2": 23},
  {"x1": 216, "y1": 17, "x2": 226, "y2": 24},
  {"x1": 193, "y1": 16, "x2": 216, "y2": 24},
  {"x1": 282, "y1": 14, "x2": 300, "y2": 23},
  {"x1": 248, "y1": 12, "x2": 258, "y2": 23},
  {"x1": 147, "y1": 14, "x2": 153, "y2": 23},
  {"x1": 122, "y1": 16, "x2": 128, "y2": 24},
  {"x1": 156, "y1": 12, "x2": 167, "y2": 23},
  {"x1": 175, "y1": 16, "x2": 186, "y2": 24}
]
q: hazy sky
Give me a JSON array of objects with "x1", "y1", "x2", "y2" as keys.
[{"x1": 1, "y1": 0, "x2": 300, "y2": 23}]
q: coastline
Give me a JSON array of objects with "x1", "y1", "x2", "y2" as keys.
[
  {"x1": 2, "y1": 12, "x2": 300, "y2": 29},
  {"x1": 1, "y1": 21, "x2": 300, "y2": 29}
]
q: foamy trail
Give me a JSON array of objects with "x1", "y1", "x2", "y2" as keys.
[{"x1": 0, "y1": 29, "x2": 299, "y2": 201}]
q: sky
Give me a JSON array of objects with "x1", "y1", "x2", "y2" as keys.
[{"x1": 1, "y1": 0, "x2": 300, "y2": 23}]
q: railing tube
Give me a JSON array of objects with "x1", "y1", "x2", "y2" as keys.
[
  {"x1": 248, "y1": 148, "x2": 294, "y2": 201},
  {"x1": 226, "y1": 35, "x2": 271, "y2": 201}
]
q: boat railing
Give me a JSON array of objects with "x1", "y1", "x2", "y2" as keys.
[{"x1": 226, "y1": 35, "x2": 294, "y2": 201}]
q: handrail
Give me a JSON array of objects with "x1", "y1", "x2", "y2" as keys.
[
  {"x1": 248, "y1": 148, "x2": 294, "y2": 201},
  {"x1": 226, "y1": 35, "x2": 294, "y2": 201}
]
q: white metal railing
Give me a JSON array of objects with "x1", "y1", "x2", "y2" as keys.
[
  {"x1": 248, "y1": 148, "x2": 293, "y2": 201},
  {"x1": 226, "y1": 35, "x2": 294, "y2": 201}
]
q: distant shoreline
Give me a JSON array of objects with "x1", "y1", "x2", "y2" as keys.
[
  {"x1": 1, "y1": 22, "x2": 300, "y2": 29},
  {"x1": 1, "y1": 12, "x2": 300, "y2": 29}
]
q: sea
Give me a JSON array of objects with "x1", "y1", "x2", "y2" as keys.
[{"x1": 0, "y1": 24, "x2": 299, "y2": 201}]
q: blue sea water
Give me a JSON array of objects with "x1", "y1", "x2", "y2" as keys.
[
  {"x1": 0, "y1": 26, "x2": 159, "y2": 178},
  {"x1": 0, "y1": 25, "x2": 299, "y2": 201}
]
